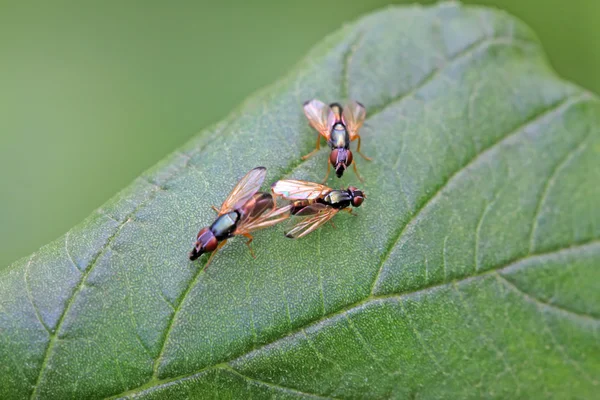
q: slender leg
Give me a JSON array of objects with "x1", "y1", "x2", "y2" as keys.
[
  {"x1": 356, "y1": 136, "x2": 372, "y2": 161},
  {"x1": 343, "y1": 208, "x2": 357, "y2": 216},
  {"x1": 202, "y1": 240, "x2": 227, "y2": 271},
  {"x1": 352, "y1": 161, "x2": 364, "y2": 183},
  {"x1": 329, "y1": 219, "x2": 337, "y2": 229},
  {"x1": 242, "y1": 233, "x2": 255, "y2": 258},
  {"x1": 211, "y1": 205, "x2": 219, "y2": 213},
  {"x1": 301, "y1": 135, "x2": 322, "y2": 160},
  {"x1": 320, "y1": 161, "x2": 331, "y2": 184}
]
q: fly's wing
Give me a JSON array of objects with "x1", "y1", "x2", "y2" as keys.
[
  {"x1": 285, "y1": 203, "x2": 338, "y2": 239},
  {"x1": 303, "y1": 99, "x2": 335, "y2": 140},
  {"x1": 271, "y1": 179, "x2": 331, "y2": 201},
  {"x1": 342, "y1": 100, "x2": 367, "y2": 140},
  {"x1": 219, "y1": 167, "x2": 267, "y2": 214},
  {"x1": 235, "y1": 204, "x2": 291, "y2": 234}
]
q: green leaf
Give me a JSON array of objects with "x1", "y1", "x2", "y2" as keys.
[{"x1": 2, "y1": 2, "x2": 599, "y2": 399}]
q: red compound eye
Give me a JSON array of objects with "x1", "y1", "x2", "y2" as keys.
[
  {"x1": 352, "y1": 195, "x2": 364, "y2": 207},
  {"x1": 346, "y1": 150, "x2": 353, "y2": 166},
  {"x1": 329, "y1": 149, "x2": 339, "y2": 166},
  {"x1": 197, "y1": 228, "x2": 218, "y2": 252}
]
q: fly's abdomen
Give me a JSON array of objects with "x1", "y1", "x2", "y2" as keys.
[
  {"x1": 290, "y1": 200, "x2": 314, "y2": 215},
  {"x1": 239, "y1": 192, "x2": 273, "y2": 221}
]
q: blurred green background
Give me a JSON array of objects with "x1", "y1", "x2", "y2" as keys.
[{"x1": 1, "y1": 0, "x2": 599, "y2": 267}]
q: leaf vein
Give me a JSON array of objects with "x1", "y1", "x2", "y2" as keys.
[
  {"x1": 121, "y1": 255, "x2": 154, "y2": 359},
  {"x1": 528, "y1": 132, "x2": 592, "y2": 253},
  {"x1": 64, "y1": 231, "x2": 80, "y2": 272},
  {"x1": 66, "y1": 30, "x2": 588, "y2": 400},
  {"x1": 474, "y1": 180, "x2": 508, "y2": 272},
  {"x1": 151, "y1": 258, "x2": 209, "y2": 379},
  {"x1": 24, "y1": 253, "x2": 52, "y2": 335},
  {"x1": 496, "y1": 273, "x2": 599, "y2": 325},
  {"x1": 222, "y1": 365, "x2": 337, "y2": 399},
  {"x1": 344, "y1": 314, "x2": 395, "y2": 377},
  {"x1": 109, "y1": 240, "x2": 600, "y2": 399},
  {"x1": 453, "y1": 281, "x2": 522, "y2": 394},
  {"x1": 496, "y1": 274, "x2": 597, "y2": 385},
  {"x1": 30, "y1": 195, "x2": 160, "y2": 399},
  {"x1": 398, "y1": 300, "x2": 448, "y2": 377},
  {"x1": 366, "y1": 36, "x2": 538, "y2": 120},
  {"x1": 340, "y1": 31, "x2": 365, "y2": 102},
  {"x1": 369, "y1": 94, "x2": 590, "y2": 295}
]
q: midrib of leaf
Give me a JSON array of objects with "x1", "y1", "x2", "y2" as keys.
[
  {"x1": 108, "y1": 239, "x2": 600, "y2": 399},
  {"x1": 97, "y1": 34, "x2": 594, "y2": 398},
  {"x1": 0, "y1": 3, "x2": 595, "y2": 397}
]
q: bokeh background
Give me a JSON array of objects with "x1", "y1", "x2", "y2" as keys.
[{"x1": 1, "y1": 0, "x2": 599, "y2": 267}]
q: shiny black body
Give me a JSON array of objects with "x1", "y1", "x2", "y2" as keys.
[
  {"x1": 328, "y1": 103, "x2": 352, "y2": 177},
  {"x1": 320, "y1": 189, "x2": 353, "y2": 209},
  {"x1": 210, "y1": 211, "x2": 240, "y2": 240},
  {"x1": 289, "y1": 187, "x2": 364, "y2": 215},
  {"x1": 189, "y1": 192, "x2": 274, "y2": 261}
]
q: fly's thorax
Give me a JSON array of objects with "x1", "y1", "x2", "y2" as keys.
[
  {"x1": 210, "y1": 211, "x2": 239, "y2": 240},
  {"x1": 329, "y1": 123, "x2": 349, "y2": 149},
  {"x1": 322, "y1": 190, "x2": 352, "y2": 209}
]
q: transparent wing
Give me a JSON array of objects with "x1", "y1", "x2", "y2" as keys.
[
  {"x1": 271, "y1": 179, "x2": 331, "y2": 200},
  {"x1": 342, "y1": 100, "x2": 366, "y2": 140},
  {"x1": 220, "y1": 167, "x2": 267, "y2": 214},
  {"x1": 235, "y1": 204, "x2": 291, "y2": 234},
  {"x1": 285, "y1": 203, "x2": 338, "y2": 239},
  {"x1": 303, "y1": 99, "x2": 334, "y2": 140}
]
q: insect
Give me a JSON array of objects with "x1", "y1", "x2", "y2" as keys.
[
  {"x1": 271, "y1": 179, "x2": 365, "y2": 238},
  {"x1": 189, "y1": 167, "x2": 290, "y2": 267},
  {"x1": 302, "y1": 99, "x2": 371, "y2": 182}
]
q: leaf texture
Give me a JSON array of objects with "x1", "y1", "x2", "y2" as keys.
[{"x1": 1, "y1": 2, "x2": 599, "y2": 399}]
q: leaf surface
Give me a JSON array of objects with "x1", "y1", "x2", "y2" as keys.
[{"x1": 1, "y1": 3, "x2": 599, "y2": 399}]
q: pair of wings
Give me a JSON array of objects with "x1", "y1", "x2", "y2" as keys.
[
  {"x1": 271, "y1": 179, "x2": 339, "y2": 239},
  {"x1": 285, "y1": 203, "x2": 340, "y2": 239},
  {"x1": 303, "y1": 99, "x2": 366, "y2": 141},
  {"x1": 219, "y1": 167, "x2": 290, "y2": 235}
]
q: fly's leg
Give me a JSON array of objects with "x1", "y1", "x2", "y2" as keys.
[
  {"x1": 352, "y1": 161, "x2": 365, "y2": 183},
  {"x1": 344, "y1": 208, "x2": 357, "y2": 216},
  {"x1": 203, "y1": 240, "x2": 227, "y2": 271},
  {"x1": 301, "y1": 135, "x2": 321, "y2": 160},
  {"x1": 211, "y1": 205, "x2": 219, "y2": 213},
  {"x1": 329, "y1": 219, "x2": 337, "y2": 229},
  {"x1": 320, "y1": 161, "x2": 331, "y2": 184},
  {"x1": 242, "y1": 233, "x2": 256, "y2": 258},
  {"x1": 356, "y1": 136, "x2": 372, "y2": 161}
]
